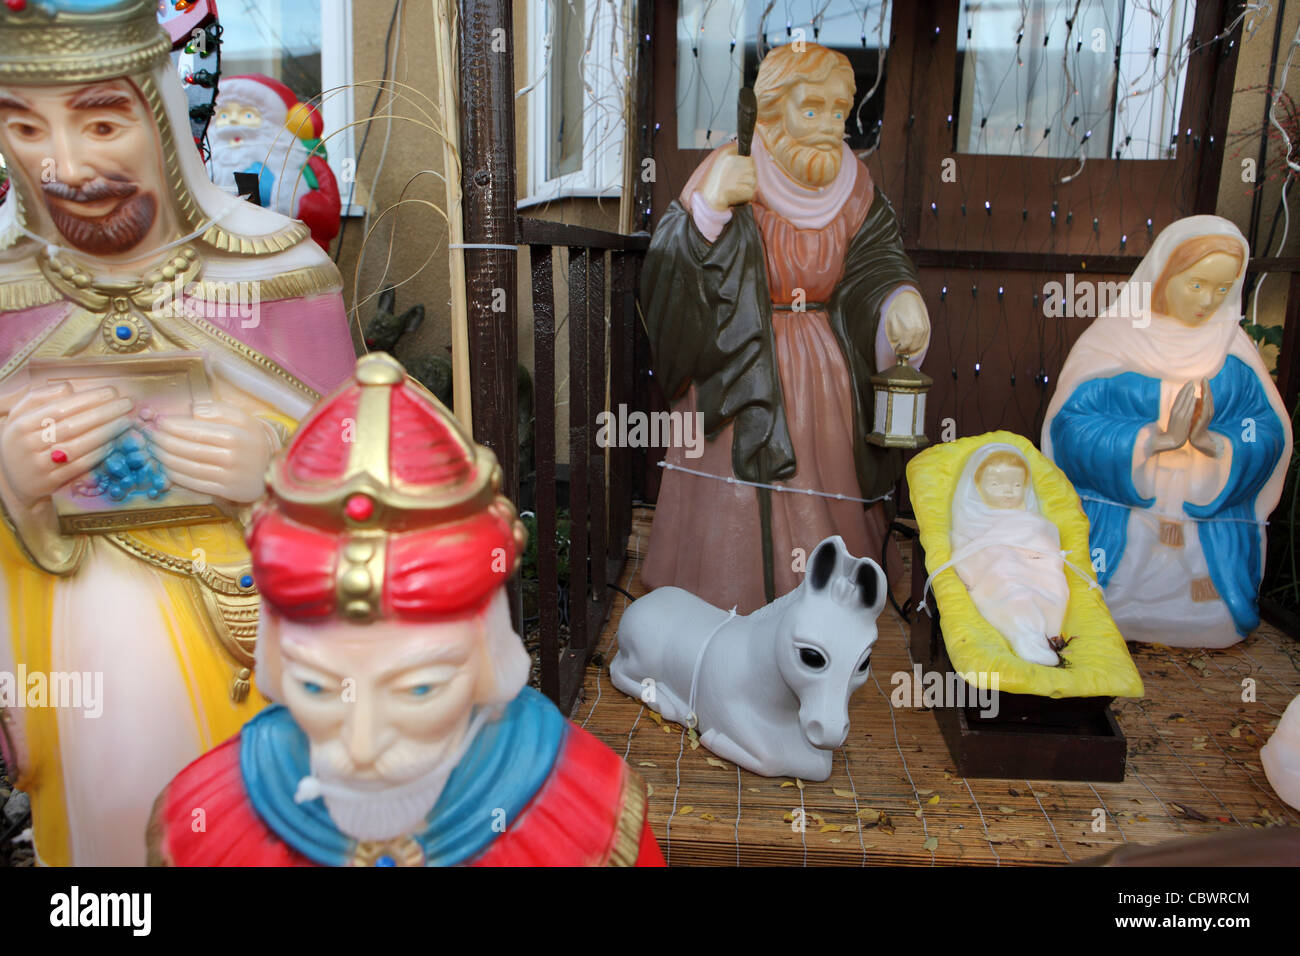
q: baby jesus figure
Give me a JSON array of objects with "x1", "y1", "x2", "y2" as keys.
[{"x1": 949, "y1": 445, "x2": 1073, "y2": 667}]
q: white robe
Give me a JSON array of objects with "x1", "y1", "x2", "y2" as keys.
[{"x1": 949, "y1": 444, "x2": 1071, "y2": 667}]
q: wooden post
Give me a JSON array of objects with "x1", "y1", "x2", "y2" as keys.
[{"x1": 457, "y1": 0, "x2": 520, "y2": 501}]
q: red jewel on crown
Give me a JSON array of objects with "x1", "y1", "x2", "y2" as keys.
[{"x1": 344, "y1": 494, "x2": 374, "y2": 522}]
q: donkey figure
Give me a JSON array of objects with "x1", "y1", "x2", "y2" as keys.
[{"x1": 611, "y1": 536, "x2": 887, "y2": 780}]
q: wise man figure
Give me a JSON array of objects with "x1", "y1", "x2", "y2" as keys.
[
  {"x1": 149, "y1": 354, "x2": 664, "y2": 867},
  {"x1": 0, "y1": 0, "x2": 356, "y2": 865},
  {"x1": 641, "y1": 42, "x2": 932, "y2": 613}
]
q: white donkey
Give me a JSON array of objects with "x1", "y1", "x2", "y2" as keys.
[{"x1": 611, "y1": 536, "x2": 887, "y2": 780}]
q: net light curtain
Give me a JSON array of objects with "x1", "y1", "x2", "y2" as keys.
[{"x1": 956, "y1": 0, "x2": 1196, "y2": 160}]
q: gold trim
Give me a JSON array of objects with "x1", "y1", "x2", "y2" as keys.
[
  {"x1": 1191, "y1": 577, "x2": 1220, "y2": 602},
  {"x1": 0, "y1": 278, "x2": 63, "y2": 313},
  {"x1": 183, "y1": 315, "x2": 322, "y2": 403},
  {"x1": 192, "y1": 264, "x2": 343, "y2": 305},
  {"x1": 105, "y1": 530, "x2": 259, "y2": 692},
  {"x1": 0, "y1": 0, "x2": 170, "y2": 85},
  {"x1": 60, "y1": 504, "x2": 225, "y2": 535},
  {"x1": 607, "y1": 770, "x2": 649, "y2": 867},
  {"x1": 350, "y1": 835, "x2": 425, "y2": 867},
  {"x1": 1159, "y1": 519, "x2": 1185, "y2": 548},
  {"x1": 335, "y1": 531, "x2": 388, "y2": 622}
]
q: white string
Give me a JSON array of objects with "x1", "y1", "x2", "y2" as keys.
[
  {"x1": 916, "y1": 540, "x2": 1101, "y2": 616},
  {"x1": 658, "y1": 460, "x2": 893, "y2": 505},
  {"x1": 684, "y1": 606, "x2": 738, "y2": 729},
  {"x1": 449, "y1": 242, "x2": 521, "y2": 250},
  {"x1": 1077, "y1": 492, "x2": 1268, "y2": 527}
]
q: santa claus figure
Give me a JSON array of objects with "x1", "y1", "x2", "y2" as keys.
[
  {"x1": 148, "y1": 353, "x2": 664, "y2": 867},
  {"x1": 210, "y1": 74, "x2": 341, "y2": 250}
]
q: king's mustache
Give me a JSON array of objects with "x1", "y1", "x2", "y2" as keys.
[{"x1": 42, "y1": 178, "x2": 138, "y2": 204}]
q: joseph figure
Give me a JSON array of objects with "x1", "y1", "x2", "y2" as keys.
[{"x1": 641, "y1": 43, "x2": 932, "y2": 613}]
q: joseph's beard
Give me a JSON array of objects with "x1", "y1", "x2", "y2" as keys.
[
  {"x1": 762, "y1": 124, "x2": 844, "y2": 188},
  {"x1": 43, "y1": 184, "x2": 158, "y2": 256}
]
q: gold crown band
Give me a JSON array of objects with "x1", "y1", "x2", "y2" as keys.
[{"x1": 0, "y1": 2, "x2": 171, "y2": 85}]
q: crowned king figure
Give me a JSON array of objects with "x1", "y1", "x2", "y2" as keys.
[
  {"x1": 0, "y1": 0, "x2": 357, "y2": 865},
  {"x1": 148, "y1": 353, "x2": 664, "y2": 867}
]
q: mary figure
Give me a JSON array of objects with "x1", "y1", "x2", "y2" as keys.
[{"x1": 1042, "y1": 216, "x2": 1292, "y2": 648}]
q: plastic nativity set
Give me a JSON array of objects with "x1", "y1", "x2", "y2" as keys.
[{"x1": 0, "y1": 1, "x2": 1292, "y2": 869}]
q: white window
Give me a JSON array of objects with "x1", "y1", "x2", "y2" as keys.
[
  {"x1": 522, "y1": 0, "x2": 629, "y2": 207},
  {"x1": 210, "y1": 0, "x2": 361, "y2": 213},
  {"x1": 955, "y1": 0, "x2": 1196, "y2": 160}
]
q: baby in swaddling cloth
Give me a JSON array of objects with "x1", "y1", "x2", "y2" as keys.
[{"x1": 950, "y1": 444, "x2": 1072, "y2": 667}]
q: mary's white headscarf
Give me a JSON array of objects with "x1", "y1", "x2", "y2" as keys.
[{"x1": 1041, "y1": 215, "x2": 1291, "y2": 519}]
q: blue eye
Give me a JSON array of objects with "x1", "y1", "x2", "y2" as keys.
[
  {"x1": 302, "y1": 681, "x2": 323, "y2": 695},
  {"x1": 409, "y1": 684, "x2": 433, "y2": 697},
  {"x1": 805, "y1": 110, "x2": 815, "y2": 118}
]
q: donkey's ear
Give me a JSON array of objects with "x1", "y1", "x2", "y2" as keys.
[
  {"x1": 808, "y1": 538, "x2": 839, "y2": 591},
  {"x1": 855, "y1": 559, "x2": 887, "y2": 613}
]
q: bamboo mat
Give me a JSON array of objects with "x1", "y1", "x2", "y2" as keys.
[{"x1": 574, "y1": 509, "x2": 1300, "y2": 866}]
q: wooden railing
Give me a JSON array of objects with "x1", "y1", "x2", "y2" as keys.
[{"x1": 519, "y1": 217, "x2": 653, "y2": 712}]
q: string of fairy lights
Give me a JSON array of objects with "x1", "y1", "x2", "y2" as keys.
[{"x1": 660, "y1": 1, "x2": 1298, "y2": 441}]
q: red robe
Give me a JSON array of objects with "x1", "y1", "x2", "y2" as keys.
[{"x1": 148, "y1": 719, "x2": 664, "y2": 867}]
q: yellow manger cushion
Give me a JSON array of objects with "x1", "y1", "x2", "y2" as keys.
[{"x1": 906, "y1": 430, "x2": 1144, "y2": 699}]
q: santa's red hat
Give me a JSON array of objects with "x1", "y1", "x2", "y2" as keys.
[
  {"x1": 219, "y1": 73, "x2": 323, "y2": 141},
  {"x1": 248, "y1": 353, "x2": 527, "y2": 624}
]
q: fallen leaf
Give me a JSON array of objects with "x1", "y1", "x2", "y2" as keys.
[
  {"x1": 928, "y1": 794, "x2": 941, "y2": 805},
  {"x1": 637, "y1": 761, "x2": 656, "y2": 768},
  {"x1": 914, "y1": 808, "x2": 924, "y2": 818},
  {"x1": 1170, "y1": 802, "x2": 1209, "y2": 822},
  {"x1": 747, "y1": 787, "x2": 761, "y2": 793},
  {"x1": 705, "y1": 757, "x2": 730, "y2": 770},
  {"x1": 820, "y1": 825, "x2": 840, "y2": 833},
  {"x1": 997, "y1": 806, "x2": 1017, "y2": 814},
  {"x1": 646, "y1": 710, "x2": 665, "y2": 726},
  {"x1": 677, "y1": 805, "x2": 694, "y2": 815},
  {"x1": 699, "y1": 813, "x2": 717, "y2": 822},
  {"x1": 647, "y1": 785, "x2": 654, "y2": 797},
  {"x1": 1229, "y1": 725, "x2": 1242, "y2": 738},
  {"x1": 1008, "y1": 788, "x2": 1020, "y2": 797},
  {"x1": 856, "y1": 808, "x2": 879, "y2": 820},
  {"x1": 833, "y1": 787, "x2": 859, "y2": 799},
  {"x1": 917, "y1": 788, "x2": 935, "y2": 796},
  {"x1": 923, "y1": 836, "x2": 939, "y2": 851},
  {"x1": 840, "y1": 824, "x2": 859, "y2": 832},
  {"x1": 661, "y1": 724, "x2": 674, "y2": 734},
  {"x1": 780, "y1": 781, "x2": 796, "y2": 789},
  {"x1": 878, "y1": 811, "x2": 896, "y2": 835},
  {"x1": 796, "y1": 778, "x2": 805, "y2": 791}
]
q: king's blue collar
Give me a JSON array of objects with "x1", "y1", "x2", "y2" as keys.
[{"x1": 240, "y1": 687, "x2": 568, "y2": 866}]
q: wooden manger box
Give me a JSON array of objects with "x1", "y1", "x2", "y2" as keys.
[{"x1": 908, "y1": 533, "x2": 1129, "y2": 782}]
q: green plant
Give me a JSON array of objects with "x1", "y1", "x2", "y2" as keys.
[{"x1": 520, "y1": 509, "x2": 571, "y2": 586}]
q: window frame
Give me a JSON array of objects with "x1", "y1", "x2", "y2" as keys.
[{"x1": 521, "y1": 0, "x2": 628, "y2": 208}]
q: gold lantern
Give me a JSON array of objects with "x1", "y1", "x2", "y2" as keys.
[{"x1": 867, "y1": 351, "x2": 932, "y2": 449}]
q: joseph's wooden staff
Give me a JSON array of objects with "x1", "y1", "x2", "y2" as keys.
[{"x1": 736, "y1": 87, "x2": 776, "y2": 604}]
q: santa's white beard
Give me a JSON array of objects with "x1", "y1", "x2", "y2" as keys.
[{"x1": 208, "y1": 126, "x2": 310, "y2": 218}]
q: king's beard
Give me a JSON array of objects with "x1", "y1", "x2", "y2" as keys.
[
  {"x1": 761, "y1": 122, "x2": 844, "y2": 189},
  {"x1": 42, "y1": 180, "x2": 158, "y2": 256},
  {"x1": 306, "y1": 732, "x2": 468, "y2": 843}
]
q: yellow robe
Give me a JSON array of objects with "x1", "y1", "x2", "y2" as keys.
[{"x1": 0, "y1": 256, "x2": 333, "y2": 865}]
